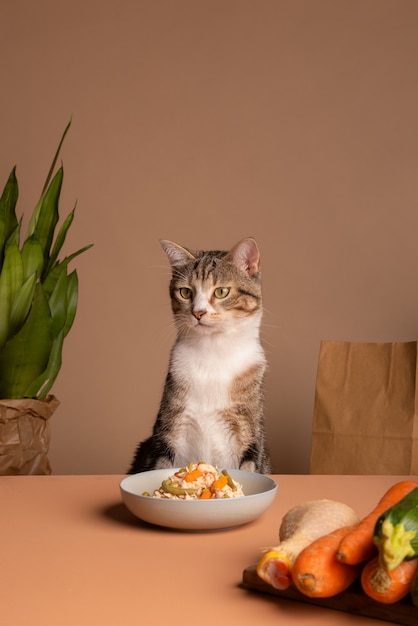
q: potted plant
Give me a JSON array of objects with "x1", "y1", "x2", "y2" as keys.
[{"x1": 0, "y1": 120, "x2": 92, "y2": 474}]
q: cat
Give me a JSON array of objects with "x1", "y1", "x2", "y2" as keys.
[{"x1": 128, "y1": 237, "x2": 270, "y2": 474}]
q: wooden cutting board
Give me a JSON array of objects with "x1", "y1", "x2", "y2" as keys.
[{"x1": 242, "y1": 564, "x2": 418, "y2": 626}]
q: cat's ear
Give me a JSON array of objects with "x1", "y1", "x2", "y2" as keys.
[
  {"x1": 227, "y1": 237, "x2": 260, "y2": 276},
  {"x1": 160, "y1": 239, "x2": 196, "y2": 268}
]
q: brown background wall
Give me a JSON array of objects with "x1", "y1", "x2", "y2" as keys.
[{"x1": 2, "y1": 0, "x2": 418, "y2": 474}]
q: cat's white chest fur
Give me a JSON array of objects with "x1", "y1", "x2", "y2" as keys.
[{"x1": 169, "y1": 329, "x2": 265, "y2": 468}]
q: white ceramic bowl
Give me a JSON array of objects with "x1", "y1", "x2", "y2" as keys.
[{"x1": 120, "y1": 468, "x2": 278, "y2": 531}]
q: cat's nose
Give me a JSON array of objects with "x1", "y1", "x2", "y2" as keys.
[{"x1": 192, "y1": 310, "x2": 206, "y2": 320}]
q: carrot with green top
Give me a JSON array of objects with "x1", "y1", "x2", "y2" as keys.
[{"x1": 336, "y1": 480, "x2": 418, "y2": 565}]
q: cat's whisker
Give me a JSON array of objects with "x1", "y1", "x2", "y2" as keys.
[
  {"x1": 261, "y1": 340, "x2": 276, "y2": 352},
  {"x1": 158, "y1": 320, "x2": 178, "y2": 346},
  {"x1": 261, "y1": 321, "x2": 281, "y2": 331},
  {"x1": 149, "y1": 263, "x2": 173, "y2": 274},
  {"x1": 173, "y1": 270, "x2": 190, "y2": 283},
  {"x1": 261, "y1": 310, "x2": 281, "y2": 331}
]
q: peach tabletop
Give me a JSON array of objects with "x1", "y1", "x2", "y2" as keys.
[{"x1": 1, "y1": 474, "x2": 417, "y2": 626}]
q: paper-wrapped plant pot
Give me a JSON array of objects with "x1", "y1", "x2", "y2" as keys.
[{"x1": 0, "y1": 395, "x2": 59, "y2": 475}]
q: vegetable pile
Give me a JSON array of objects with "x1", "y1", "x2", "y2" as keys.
[
  {"x1": 144, "y1": 462, "x2": 245, "y2": 500},
  {"x1": 257, "y1": 480, "x2": 418, "y2": 606}
]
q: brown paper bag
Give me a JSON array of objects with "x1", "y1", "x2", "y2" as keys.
[
  {"x1": 0, "y1": 395, "x2": 60, "y2": 475},
  {"x1": 310, "y1": 341, "x2": 418, "y2": 475}
]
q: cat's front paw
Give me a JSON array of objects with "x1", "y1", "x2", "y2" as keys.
[{"x1": 239, "y1": 460, "x2": 257, "y2": 472}]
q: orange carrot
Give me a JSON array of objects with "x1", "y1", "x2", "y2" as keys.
[
  {"x1": 361, "y1": 555, "x2": 418, "y2": 604},
  {"x1": 336, "y1": 480, "x2": 418, "y2": 565},
  {"x1": 211, "y1": 475, "x2": 228, "y2": 491},
  {"x1": 292, "y1": 525, "x2": 361, "y2": 598},
  {"x1": 199, "y1": 488, "x2": 212, "y2": 499},
  {"x1": 184, "y1": 468, "x2": 203, "y2": 482}
]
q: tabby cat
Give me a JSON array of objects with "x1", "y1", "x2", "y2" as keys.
[{"x1": 128, "y1": 237, "x2": 270, "y2": 474}]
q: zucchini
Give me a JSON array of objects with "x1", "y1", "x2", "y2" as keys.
[{"x1": 374, "y1": 487, "x2": 418, "y2": 571}]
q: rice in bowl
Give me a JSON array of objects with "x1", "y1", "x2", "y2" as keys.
[{"x1": 146, "y1": 462, "x2": 245, "y2": 500}]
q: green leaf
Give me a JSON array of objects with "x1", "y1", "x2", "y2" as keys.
[
  {"x1": 0, "y1": 167, "x2": 19, "y2": 268},
  {"x1": 31, "y1": 167, "x2": 63, "y2": 266},
  {"x1": 63, "y1": 243, "x2": 94, "y2": 265},
  {"x1": 27, "y1": 118, "x2": 72, "y2": 239},
  {"x1": 0, "y1": 283, "x2": 53, "y2": 398},
  {"x1": 0, "y1": 232, "x2": 23, "y2": 349},
  {"x1": 41, "y1": 118, "x2": 72, "y2": 197},
  {"x1": 64, "y1": 270, "x2": 78, "y2": 336},
  {"x1": 48, "y1": 268, "x2": 68, "y2": 336},
  {"x1": 42, "y1": 262, "x2": 65, "y2": 300},
  {"x1": 42, "y1": 243, "x2": 92, "y2": 298},
  {"x1": 21, "y1": 234, "x2": 44, "y2": 281},
  {"x1": 9, "y1": 272, "x2": 37, "y2": 336},
  {"x1": 5, "y1": 230, "x2": 24, "y2": 302},
  {"x1": 45, "y1": 204, "x2": 75, "y2": 276},
  {"x1": 23, "y1": 329, "x2": 64, "y2": 400}
]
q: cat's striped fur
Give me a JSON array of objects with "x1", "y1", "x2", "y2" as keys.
[{"x1": 129, "y1": 237, "x2": 270, "y2": 473}]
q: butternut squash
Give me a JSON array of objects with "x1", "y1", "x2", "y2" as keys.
[{"x1": 256, "y1": 499, "x2": 359, "y2": 590}]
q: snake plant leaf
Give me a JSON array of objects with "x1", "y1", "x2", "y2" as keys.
[
  {"x1": 64, "y1": 270, "x2": 78, "y2": 336},
  {"x1": 42, "y1": 244, "x2": 93, "y2": 298},
  {"x1": 23, "y1": 329, "x2": 64, "y2": 400},
  {"x1": 29, "y1": 167, "x2": 62, "y2": 265},
  {"x1": 63, "y1": 244, "x2": 94, "y2": 264},
  {"x1": 44, "y1": 204, "x2": 76, "y2": 276},
  {"x1": 48, "y1": 268, "x2": 68, "y2": 336},
  {"x1": 21, "y1": 234, "x2": 44, "y2": 281},
  {"x1": 9, "y1": 272, "x2": 37, "y2": 336},
  {"x1": 0, "y1": 167, "x2": 19, "y2": 267},
  {"x1": 42, "y1": 261, "x2": 65, "y2": 300},
  {"x1": 26, "y1": 119, "x2": 72, "y2": 240},
  {"x1": 4, "y1": 228, "x2": 24, "y2": 302},
  {"x1": 40, "y1": 118, "x2": 72, "y2": 197},
  {"x1": 0, "y1": 232, "x2": 24, "y2": 349},
  {"x1": 0, "y1": 281, "x2": 11, "y2": 351},
  {"x1": 0, "y1": 282, "x2": 53, "y2": 398}
]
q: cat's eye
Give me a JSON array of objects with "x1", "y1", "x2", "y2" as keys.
[
  {"x1": 214, "y1": 287, "x2": 230, "y2": 299},
  {"x1": 179, "y1": 287, "x2": 192, "y2": 299}
]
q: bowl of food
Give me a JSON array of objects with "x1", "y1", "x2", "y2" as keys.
[{"x1": 120, "y1": 462, "x2": 278, "y2": 531}]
